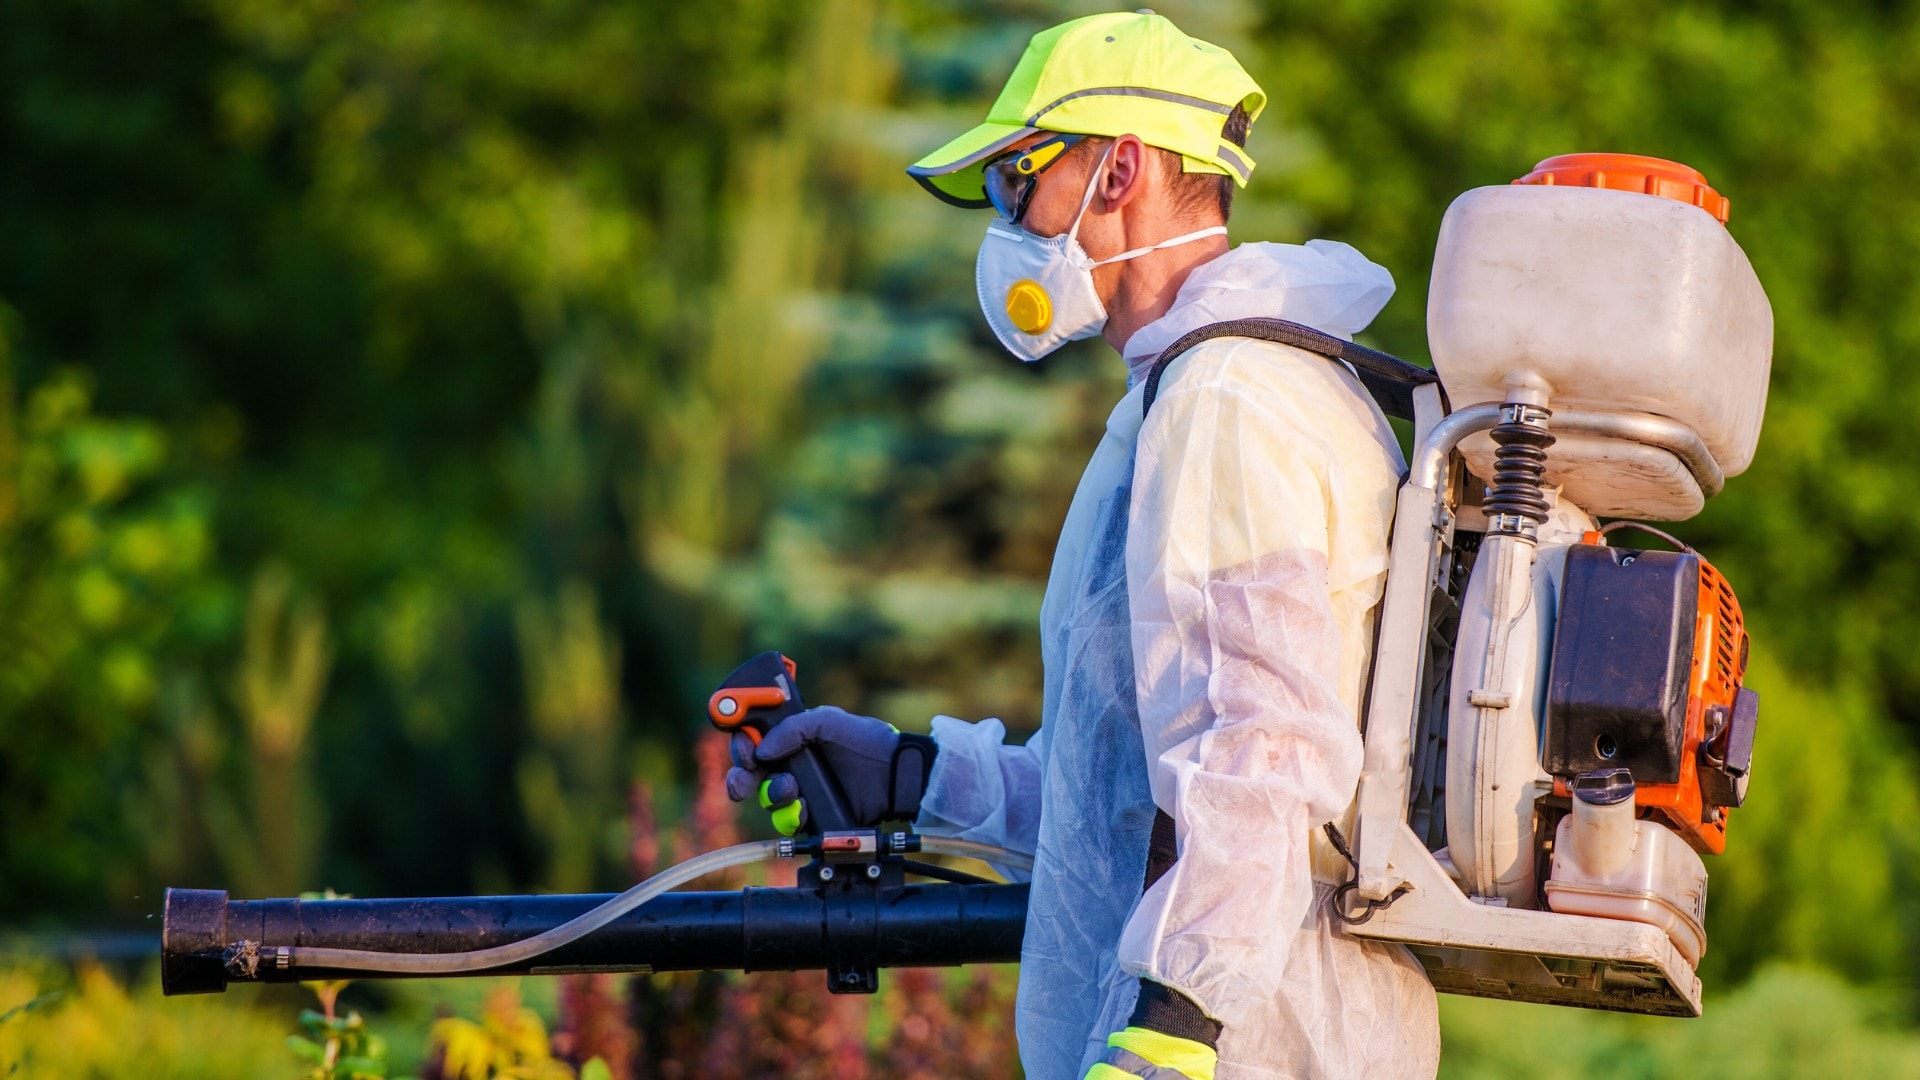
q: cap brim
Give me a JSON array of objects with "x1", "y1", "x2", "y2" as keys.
[{"x1": 906, "y1": 122, "x2": 1038, "y2": 208}]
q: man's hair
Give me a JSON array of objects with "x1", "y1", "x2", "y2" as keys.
[
  {"x1": 1166, "y1": 103, "x2": 1251, "y2": 222},
  {"x1": 1069, "y1": 103, "x2": 1252, "y2": 224}
]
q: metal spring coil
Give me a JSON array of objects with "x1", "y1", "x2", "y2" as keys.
[{"x1": 1484, "y1": 412, "x2": 1556, "y2": 523}]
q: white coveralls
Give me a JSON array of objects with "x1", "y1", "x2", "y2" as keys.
[{"x1": 918, "y1": 241, "x2": 1442, "y2": 1079}]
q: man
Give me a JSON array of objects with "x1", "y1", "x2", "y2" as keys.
[{"x1": 727, "y1": 12, "x2": 1441, "y2": 1078}]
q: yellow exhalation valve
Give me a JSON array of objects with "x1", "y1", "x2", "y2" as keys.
[{"x1": 1005, "y1": 279, "x2": 1052, "y2": 335}]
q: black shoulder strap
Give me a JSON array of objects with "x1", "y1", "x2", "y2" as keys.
[{"x1": 1139, "y1": 317, "x2": 1439, "y2": 420}]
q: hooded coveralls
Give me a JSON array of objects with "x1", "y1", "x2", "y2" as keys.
[{"x1": 918, "y1": 241, "x2": 1443, "y2": 1079}]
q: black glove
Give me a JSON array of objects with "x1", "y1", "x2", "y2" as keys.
[{"x1": 722, "y1": 705, "x2": 936, "y2": 834}]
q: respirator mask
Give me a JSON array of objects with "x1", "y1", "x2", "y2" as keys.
[{"x1": 975, "y1": 140, "x2": 1225, "y2": 362}]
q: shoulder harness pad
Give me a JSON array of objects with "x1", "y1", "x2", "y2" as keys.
[{"x1": 1139, "y1": 317, "x2": 1440, "y2": 421}]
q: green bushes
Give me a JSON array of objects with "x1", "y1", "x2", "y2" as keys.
[
  {"x1": 0, "y1": 964, "x2": 289, "y2": 1079},
  {"x1": 1440, "y1": 966, "x2": 1920, "y2": 1080}
]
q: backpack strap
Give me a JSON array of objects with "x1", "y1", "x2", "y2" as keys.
[{"x1": 1139, "y1": 317, "x2": 1439, "y2": 420}]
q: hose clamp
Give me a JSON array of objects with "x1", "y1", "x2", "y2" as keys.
[{"x1": 1485, "y1": 512, "x2": 1541, "y2": 540}]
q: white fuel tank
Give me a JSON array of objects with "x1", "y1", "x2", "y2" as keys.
[{"x1": 1428, "y1": 155, "x2": 1773, "y2": 521}]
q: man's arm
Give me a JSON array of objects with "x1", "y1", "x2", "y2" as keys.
[
  {"x1": 1115, "y1": 344, "x2": 1369, "y2": 1035},
  {"x1": 915, "y1": 716, "x2": 1049, "y2": 876}
]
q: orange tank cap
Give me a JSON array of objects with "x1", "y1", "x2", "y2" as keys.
[{"x1": 1513, "y1": 153, "x2": 1730, "y2": 225}]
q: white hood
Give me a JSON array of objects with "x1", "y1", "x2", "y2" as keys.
[{"x1": 1121, "y1": 239, "x2": 1396, "y2": 383}]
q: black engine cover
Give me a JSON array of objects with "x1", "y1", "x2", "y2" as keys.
[{"x1": 1543, "y1": 545, "x2": 1698, "y2": 784}]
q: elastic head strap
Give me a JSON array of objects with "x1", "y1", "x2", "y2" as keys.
[
  {"x1": 1066, "y1": 141, "x2": 1118, "y2": 247},
  {"x1": 1089, "y1": 225, "x2": 1227, "y2": 268}
]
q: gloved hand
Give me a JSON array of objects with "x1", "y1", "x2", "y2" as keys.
[
  {"x1": 1084, "y1": 980, "x2": 1222, "y2": 1080},
  {"x1": 722, "y1": 705, "x2": 937, "y2": 835}
]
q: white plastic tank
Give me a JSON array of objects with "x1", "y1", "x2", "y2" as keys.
[
  {"x1": 1545, "y1": 769, "x2": 1709, "y2": 965},
  {"x1": 1427, "y1": 154, "x2": 1774, "y2": 521}
]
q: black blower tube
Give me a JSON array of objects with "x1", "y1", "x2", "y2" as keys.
[{"x1": 161, "y1": 882, "x2": 1029, "y2": 995}]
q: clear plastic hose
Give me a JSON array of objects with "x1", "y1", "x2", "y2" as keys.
[
  {"x1": 920, "y1": 836, "x2": 1033, "y2": 873},
  {"x1": 286, "y1": 835, "x2": 1032, "y2": 975},
  {"x1": 288, "y1": 839, "x2": 785, "y2": 974}
]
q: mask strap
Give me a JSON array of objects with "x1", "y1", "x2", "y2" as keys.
[
  {"x1": 1089, "y1": 225, "x2": 1229, "y2": 268},
  {"x1": 1065, "y1": 143, "x2": 1227, "y2": 266},
  {"x1": 1066, "y1": 142, "x2": 1117, "y2": 248}
]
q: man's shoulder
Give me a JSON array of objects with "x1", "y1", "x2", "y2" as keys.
[
  {"x1": 1141, "y1": 334, "x2": 1407, "y2": 494},
  {"x1": 1162, "y1": 332, "x2": 1344, "y2": 382},
  {"x1": 1151, "y1": 335, "x2": 1392, "y2": 440}
]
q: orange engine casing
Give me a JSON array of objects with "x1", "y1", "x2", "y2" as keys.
[{"x1": 1552, "y1": 545, "x2": 1750, "y2": 855}]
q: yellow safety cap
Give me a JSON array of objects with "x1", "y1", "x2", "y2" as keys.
[
  {"x1": 906, "y1": 12, "x2": 1265, "y2": 207},
  {"x1": 1005, "y1": 279, "x2": 1053, "y2": 335},
  {"x1": 757, "y1": 779, "x2": 777, "y2": 811}
]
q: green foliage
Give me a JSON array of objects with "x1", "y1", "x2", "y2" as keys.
[
  {"x1": 1439, "y1": 965, "x2": 1920, "y2": 1079},
  {"x1": 428, "y1": 983, "x2": 575, "y2": 1080},
  {"x1": 0, "y1": 964, "x2": 290, "y2": 1079},
  {"x1": 1703, "y1": 646, "x2": 1920, "y2": 984},
  {"x1": 290, "y1": 1008, "x2": 391, "y2": 1080},
  {"x1": 515, "y1": 581, "x2": 625, "y2": 892},
  {"x1": 290, "y1": 980, "x2": 412, "y2": 1080},
  {"x1": 0, "y1": 991, "x2": 59, "y2": 1028},
  {"x1": 0, "y1": 308, "x2": 228, "y2": 911}
]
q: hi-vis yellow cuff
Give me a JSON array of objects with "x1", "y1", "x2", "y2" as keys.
[{"x1": 1083, "y1": 1027, "x2": 1217, "y2": 1080}]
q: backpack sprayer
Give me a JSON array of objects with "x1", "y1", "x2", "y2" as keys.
[
  {"x1": 1338, "y1": 153, "x2": 1770, "y2": 1016},
  {"x1": 162, "y1": 153, "x2": 1771, "y2": 1020}
]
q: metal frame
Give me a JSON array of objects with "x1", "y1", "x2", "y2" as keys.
[{"x1": 1344, "y1": 388, "x2": 1716, "y2": 1016}]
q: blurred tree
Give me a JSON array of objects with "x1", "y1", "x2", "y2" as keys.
[
  {"x1": 205, "y1": 563, "x2": 334, "y2": 898},
  {"x1": 516, "y1": 579, "x2": 624, "y2": 892},
  {"x1": 0, "y1": 304, "x2": 229, "y2": 913}
]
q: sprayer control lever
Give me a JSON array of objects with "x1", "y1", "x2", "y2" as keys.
[{"x1": 708, "y1": 651, "x2": 859, "y2": 834}]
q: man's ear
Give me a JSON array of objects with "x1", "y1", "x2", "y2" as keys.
[{"x1": 1097, "y1": 134, "x2": 1149, "y2": 213}]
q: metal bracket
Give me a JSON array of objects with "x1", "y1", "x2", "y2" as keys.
[{"x1": 791, "y1": 829, "x2": 922, "y2": 994}]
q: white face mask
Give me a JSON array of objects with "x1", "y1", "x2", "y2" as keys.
[{"x1": 975, "y1": 143, "x2": 1227, "y2": 362}]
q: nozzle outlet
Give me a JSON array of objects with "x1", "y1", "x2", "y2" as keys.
[{"x1": 161, "y1": 888, "x2": 232, "y2": 995}]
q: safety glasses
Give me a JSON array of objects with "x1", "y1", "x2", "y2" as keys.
[{"x1": 983, "y1": 132, "x2": 1088, "y2": 225}]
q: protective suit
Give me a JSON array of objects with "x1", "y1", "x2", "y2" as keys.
[{"x1": 917, "y1": 240, "x2": 1442, "y2": 1079}]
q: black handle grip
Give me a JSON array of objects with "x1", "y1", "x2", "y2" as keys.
[{"x1": 709, "y1": 651, "x2": 858, "y2": 833}]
